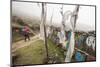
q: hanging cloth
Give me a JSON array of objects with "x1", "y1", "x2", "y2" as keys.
[
  {"x1": 75, "y1": 52, "x2": 85, "y2": 62},
  {"x1": 65, "y1": 31, "x2": 75, "y2": 62}
]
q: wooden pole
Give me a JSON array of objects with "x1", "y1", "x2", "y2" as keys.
[{"x1": 42, "y1": 3, "x2": 49, "y2": 61}]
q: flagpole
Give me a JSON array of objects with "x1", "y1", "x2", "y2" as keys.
[{"x1": 41, "y1": 3, "x2": 49, "y2": 62}]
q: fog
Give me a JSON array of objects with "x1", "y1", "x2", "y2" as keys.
[{"x1": 12, "y1": 1, "x2": 95, "y2": 31}]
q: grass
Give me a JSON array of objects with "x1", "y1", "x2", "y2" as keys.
[
  {"x1": 12, "y1": 32, "x2": 24, "y2": 43},
  {"x1": 47, "y1": 39, "x2": 65, "y2": 62},
  {"x1": 13, "y1": 39, "x2": 65, "y2": 65}
]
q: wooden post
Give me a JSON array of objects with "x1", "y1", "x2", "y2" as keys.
[{"x1": 41, "y1": 3, "x2": 49, "y2": 61}]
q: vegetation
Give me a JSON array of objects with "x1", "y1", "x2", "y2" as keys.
[
  {"x1": 13, "y1": 39, "x2": 65, "y2": 65},
  {"x1": 12, "y1": 29, "x2": 24, "y2": 43}
]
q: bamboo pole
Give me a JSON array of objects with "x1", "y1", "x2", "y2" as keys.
[
  {"x1": 74, "y1": 47, "x2": 95, "y2": 58},
  {"x1": 41, "y1": 3, "x2": 49, "y2": 61}
]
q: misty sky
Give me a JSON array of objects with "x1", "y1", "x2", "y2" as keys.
[{"x1": 12, "y1": 1, "x2": 95, "y2": 31}]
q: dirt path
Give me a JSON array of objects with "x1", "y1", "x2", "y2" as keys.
[{"x1": 12, "y1": 34, "x2": 41, "y2": 52}]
